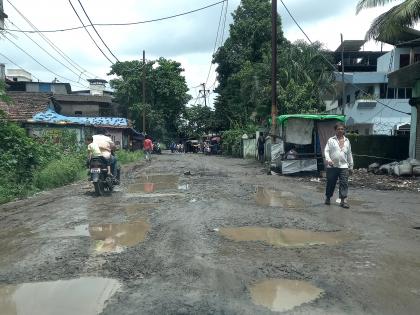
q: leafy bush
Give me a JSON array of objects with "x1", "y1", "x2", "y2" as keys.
[
  {"x1": 222, "y1": 124, "x2": 257, "y2": 157},
  {"x1": 33, "y1": 154, "x2": 85, "y2": 190},
  {"x1": 115, "y1": 150, "x2": 144, "y2": 164}
]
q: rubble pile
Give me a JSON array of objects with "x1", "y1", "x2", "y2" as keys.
[
  {"x1": 349, "y1": 168, "x2": 420, "y2": 192},
  {"x1": 367, "y1": 159, "x2": 420, "y2": 177}
]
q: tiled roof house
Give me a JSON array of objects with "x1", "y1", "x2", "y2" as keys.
[{"x1": 0, "y1": 91, "x2": 51, "y2": 122}]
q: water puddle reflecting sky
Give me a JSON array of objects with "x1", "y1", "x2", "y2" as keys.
[
  {"x1": 0, "y1": 277, "x2": 120, "y2": 315},
  {"x1": 250, "y1": 279, "x2": 323, "y2": 312},
  {"x1": 219, "y1": 227, "x2": 353, "y2": 247},
  {"x1": 255, "y1": 187, "x2": 305, "y2": 208},
  {"x1": 89, "y1": 221, "x2": 150, "y2": 253},
  {"x1": 128, "y1": 174, "x2": 189, "y2": 193}
]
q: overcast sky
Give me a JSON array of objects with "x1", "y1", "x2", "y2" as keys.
[{"x1": 1, "y1": 0, "x2": 399, "y2": 107}]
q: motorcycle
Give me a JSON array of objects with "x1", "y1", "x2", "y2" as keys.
[
  {"x1": 153, "y1": 143, "x2": 162, "y2": 154},
  {"x1": 88, "y1": 157, "x2": 120, "y2": 196}
]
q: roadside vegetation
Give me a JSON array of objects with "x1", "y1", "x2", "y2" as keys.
[{"x1": 0, "y1": 115, "x2": 143, "y2": 204}]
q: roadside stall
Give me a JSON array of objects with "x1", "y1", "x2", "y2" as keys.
[{"x1": 274, "y1": 114, "x2": 346, "y2": 174}]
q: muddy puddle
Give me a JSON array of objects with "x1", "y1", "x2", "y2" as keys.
[
  {"x1": 128, "y1": 174, "x2": 189, "y2": 193},
  {"x1": 0, "y1": 277, "x2": 120, "y2": 315},
  {"x1": 250, "y1": 279, "x2": 323, "y2": 312},
  {"x1": 255, "y1": 187, "x2": 305, "y2": 208},
  {"x1": 89, "y1": 221, "x2": 150, "y2": 253},
  {"x1": 219, "y1": 227, "x2": 353, "y2": 247}
]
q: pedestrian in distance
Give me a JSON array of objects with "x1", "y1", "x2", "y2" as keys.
[
  {"x1": 257, "y1": 133, "x2": 265, "y2": 163},
  {"x1": 143, "y1": 136, "x2": 153, "y2": 162},
  {"x1": 324, "y1": 122, "x2": 354, "y2": 208}
]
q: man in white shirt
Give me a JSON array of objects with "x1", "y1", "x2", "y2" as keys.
[
  {"x1": 92, "y1": 130, "x2": 117, "y2": 177},
  {"x1": 324, "y1": 122, "x2": 354, "y2": 208}
]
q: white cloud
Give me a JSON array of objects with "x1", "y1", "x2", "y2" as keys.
[{"x1": 0, "y1": 0, "x2": 408, "y2": 105}]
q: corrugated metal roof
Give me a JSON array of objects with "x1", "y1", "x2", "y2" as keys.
[
  {"x1": 335, "y1": 40, "x2": 366, "y2": 52},
  {"x1": 32, "y1": 107, "x2": 128, "y2": 127}
]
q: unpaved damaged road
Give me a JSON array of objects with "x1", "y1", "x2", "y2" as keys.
[{"x1": 1, "y1": 153, "x2": 420, "y2": 314}]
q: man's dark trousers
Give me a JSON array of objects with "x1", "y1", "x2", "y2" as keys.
[{"x1": 326, "y1": 167, "x2": 349, "y2": 199}]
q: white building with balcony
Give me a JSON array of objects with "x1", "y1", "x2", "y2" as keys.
[{"x1": 326, "y1": 40, "x2": 412, "y2": 135}]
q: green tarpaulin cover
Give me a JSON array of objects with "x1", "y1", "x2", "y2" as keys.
[{"x1": 277, "y1": 114, "x2": 345, "y2": 125}]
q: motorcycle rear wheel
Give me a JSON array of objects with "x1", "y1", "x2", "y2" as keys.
[{"x1": 93, "y1": 182, "x2": 105, "y2": 196}]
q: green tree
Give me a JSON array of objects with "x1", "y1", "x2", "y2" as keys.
[
  {"x1": 357, "y1": 0, "x2": 420, "y2": 41},
  {"x1": 178, "y1": 105, "x2": 216, "y2": 139},
  {"x1": 213, "y1": 0, "x2": 333, "y2": 130},
  {"x1": 109, "y1": 57, "x2": 191, "y2": 140},
  {"x1": 213, "y1": 0, "x2": 285, "y2": 130}
]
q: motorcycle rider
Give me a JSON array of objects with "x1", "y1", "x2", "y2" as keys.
[
  {"x1": 85, "y1": 136, "x2": 112, "y2": 174},
  {"x1": 92, "y1": 129, "x2": 117, "y2": 177}
]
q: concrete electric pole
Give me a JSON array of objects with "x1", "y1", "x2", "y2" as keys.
[
  {"x1": 271, "y1": 0, "x2": 278, "y2": 141},
  {"x1": 341, "y1": 34, "x2": 345, "y2": 116},
  {"x1": 0, "y1": 0, "x2": 8, "y2": 30}
]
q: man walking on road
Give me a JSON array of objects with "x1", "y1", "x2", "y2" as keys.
[{"x1": 324, "y1": 122, "x2": 353, "y2": 208}]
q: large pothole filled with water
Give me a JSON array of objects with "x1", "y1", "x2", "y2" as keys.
[
  {"x1": 127, "y1": 174, "x2": 188, "y2": 194},
  {"x1": 89, "y1": 221, "x2": 150, "y2": 253},
  {"x1": 0, "y1": 277, "x2": 120, "y2": 315},
  {"x1": 255, "y1": 187, "x2": 305, "y2": 208},
  {"x1": 218, "y1": 227, "x2": 353, "y2": 247},
  {"x1": 250, "y1": 279, "x2": 324, "y2": 312}
]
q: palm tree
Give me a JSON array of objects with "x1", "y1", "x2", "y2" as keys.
[{"x1": 357, "y1": 0, "x2": 420, "y2": 41}]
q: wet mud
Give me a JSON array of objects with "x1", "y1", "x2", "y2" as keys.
[{"x1": 1, "y1": 153, "x2": 420, "y2": 314}]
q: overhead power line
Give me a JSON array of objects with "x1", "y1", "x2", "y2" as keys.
[
  {"x1": 279, "y1": 0, "x2": 410, "y2": 116},
  {"x1": 205, "y1": 0, "x2": 226, "y2": 87},
  {"x1": 5, "y1": 0, "x2": 228, "y2": 33},
  {"x1": 8, "y1": 21, "x2": 89, "y2": 84},
  {"x1": 5, "y1": 0, "x2": 98, "y2": 79},
  {"x1": 68, "y1": 0, "x2": 115, "y2": 64},
  {"x1": 3, "y1": 34, "x2": 89, "y2": 89},
  {"x1": 76, "y1": 0, "x2": 119, "y2": 62}
]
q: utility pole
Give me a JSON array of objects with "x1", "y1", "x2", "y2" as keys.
[
  {"x1": 0, "y1": 0, "x2": 7, "y2": 30},
  {"x1": 271, "y1": 0, "x2": 278, "y2": 141},
  {"x1": 340, "y1": 34, "x2": 345, "y2": 116},
  {"x1": 142, "y1": 50, "x2": 146, "y2": 133},
  {"x1": 199, "y1": 83, "x2": 210, "y2": 107}
]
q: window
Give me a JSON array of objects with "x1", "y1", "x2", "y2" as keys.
[
  {"x1": 380, "y1": 84, "x2": 387, "y2": 99},
  {"x1": 357, "y1": 101, "x2": 376, "y2": 109},
  {"x1": 346, "y1": 95, "x2": 351, "y2": 104},
  {"x1": 397, "y1": 88, "x2": 406, "y2": 99},
  {"x1": 400, "y1": 54, "x2": 410, "y2": 68},
  {"x1": 387, "y1": 88, "x2": 395, "y2": 99},
  {"x1": 406, "y1": 88, "x2": 412, "y2": 99}
]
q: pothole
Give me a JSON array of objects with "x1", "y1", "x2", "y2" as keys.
[
  {"x1": 250, "y1": 279, "x2": 323, "y2": 312},
  {"x1": 0, "y1": 277, "x2": 120, "y2": 315},
  {"x1": 127, "y1": 174, "x2": 189, "y2": 193},
  {"x1": 218, "y1": 227, "x2": 353, "y2": 247},
  {"x1": 89, "y1": 221, "x2": 150, "y2": 253},
  {"x1": 255, "y1": 187, "x2": 305, "y2": 208}
]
